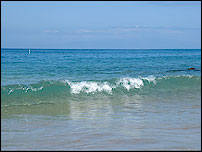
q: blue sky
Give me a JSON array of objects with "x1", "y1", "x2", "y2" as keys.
[{"x1": 1, "y1": 1, "x2": 201, "y2": 49}]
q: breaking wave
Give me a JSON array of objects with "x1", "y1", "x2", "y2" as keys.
[{"x1": 1, "y1": 75, "x2": 201, "y2": 107}]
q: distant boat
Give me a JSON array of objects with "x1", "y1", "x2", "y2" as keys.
[{"x1": 28, "y1": 49, "x2": 31, "y2": 54}]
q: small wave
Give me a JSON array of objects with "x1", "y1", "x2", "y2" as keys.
[
  {"x1": 1, "y1": 75, "x2": 200, "y2": 99},
  {"x1": 1, "y1": 75, "x2": 200, "y2": 107},
  {"x1": 1, "y1": 75, "x2": 200, "y2": 95}
]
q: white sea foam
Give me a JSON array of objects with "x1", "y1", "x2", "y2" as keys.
[
  {"x1": 159, "y1": 75, "x2": 195, "y2": 80},
  {"x1": 65, "y1": 80, "x2": 114, "y2": 94},
  {"x1": 30, "y1": 86, "x2": 44, "y2": 92},
  {"x1": 22, "y1": 87, "x2": 29, "y2": 92},
  {"x1": 21, "y1": 86, "x2": 44, "y2": 92},
  {"x1": 65, "y1": 76, "x2": 158, "y2": 94},
  {"x1": 8, "y1": 88, "x2": 14, "y2": 94},
  {"x1": 117, "y1": 77, "x2": 144, "y2": 91}
]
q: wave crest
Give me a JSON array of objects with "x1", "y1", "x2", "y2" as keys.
[
  {"x1": 65, "y1": 80, "x2": 114, "y2": 94},
  {"x1": 1, "y1": 75, "x2": 200, "y2": 107},
  {"x1": 1, "y1": 75, "x2": 200, "y2": 96},
  {"x1": 64, "y1": 75, "x2": 157, "y2": 94}
]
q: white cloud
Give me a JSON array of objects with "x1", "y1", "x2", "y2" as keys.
[{"x1": 67, "y1": 26, "x2": 201, "y2": 36}]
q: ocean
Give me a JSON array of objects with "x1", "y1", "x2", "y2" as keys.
[{"x1": 1, "y1": 49, "x2": 201, "y2": 150}]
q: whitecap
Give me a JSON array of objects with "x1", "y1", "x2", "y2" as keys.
[
  {"x1": 66, "y1": 80, "x2": 114, "y2": 94},
  {"x1": 117, "y1": 77, "x2": 144, "y2": 91}
]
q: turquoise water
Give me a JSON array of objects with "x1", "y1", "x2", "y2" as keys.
[{"x1": 1, "y1": 49, "x2": 201, "y2": 150}]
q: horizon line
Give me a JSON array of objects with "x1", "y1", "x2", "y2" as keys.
[{"x1": 1, "y1": 48, "x2": 201, "y2": 50}]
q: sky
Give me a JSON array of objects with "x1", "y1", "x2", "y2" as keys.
[{"x1": 1, "y1": 1, "x2": 201, "y2": 49}]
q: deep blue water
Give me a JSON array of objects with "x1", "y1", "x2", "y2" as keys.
[{"x1": 1, "y1": 49, "x2": 201, "y2": 85}]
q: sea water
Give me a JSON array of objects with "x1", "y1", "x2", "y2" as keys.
[{"x1": 1, "y1": 49, "x2": 201, "y2": 150}]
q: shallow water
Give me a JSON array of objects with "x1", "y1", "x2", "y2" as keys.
[{"x1": 1, "y1": 49, "x2": 201, "y2": 150}]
